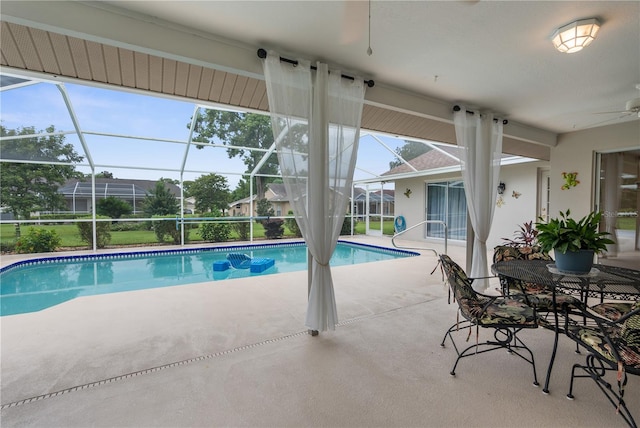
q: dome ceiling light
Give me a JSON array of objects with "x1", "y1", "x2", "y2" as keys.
[{"x1": 551, "y1": 18, "x2": 601, "y2": 53}]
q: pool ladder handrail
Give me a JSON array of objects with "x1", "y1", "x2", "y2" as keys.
[{"x1": 391, "y1": 219, "x2": 447, "y2": 256}]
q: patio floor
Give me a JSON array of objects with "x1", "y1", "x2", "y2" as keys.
[{"x1": 1, "y1": 236, "x2": 637, "y2": 427}]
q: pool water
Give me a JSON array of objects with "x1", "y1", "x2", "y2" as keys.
[{"x1": 0, "y1": 241, "x2": 418, "y2": 316}]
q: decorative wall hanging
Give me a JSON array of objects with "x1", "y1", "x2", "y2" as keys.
[
  {"x1": 561, "y1": 171, "x2": 580, "y2": 190},
  {"x1": 496, "y1": 195, "x2": 505, "y2": 207},
  {"x1": 512, "y1": 190, "x2": 521, "y2": 199},
  {"x1": 404, "y1": 188, "x2": 412, "y2": 198}
]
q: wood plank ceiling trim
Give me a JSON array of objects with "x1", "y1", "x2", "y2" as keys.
[{"x1": 0, "y1": 21, "x2": 549, "y2": 160}]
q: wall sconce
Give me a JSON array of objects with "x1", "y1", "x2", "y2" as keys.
[
  {"x1": 551, "y1": 18, "x2": 600, "y2": 53},
  {"x1": 497, "y1": 182, "x2": 506, "y2": 195}
]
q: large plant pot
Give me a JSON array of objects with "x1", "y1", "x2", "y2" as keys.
[{"x1": 554, "y1": 249, "x2": 595, "y2": 274}]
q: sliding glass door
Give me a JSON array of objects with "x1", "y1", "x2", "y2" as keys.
[
  {"x1": 596, "y1": 149, "x2": 640, "y2": 261},
  {"x1": 425, "y1": 180, "x2": 467, "y2": 240}
]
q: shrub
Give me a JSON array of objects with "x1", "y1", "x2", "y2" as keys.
[
  {"x1": 97, "y1": 196, "x2": 133, "y2": 219},
  {"x1": 151, "y1": 216, "x2": 188, "y2": 244},
  {"x1": 110, "y1": 221, "x2": 147, "y2": 232},
  {"x1": 200, "y1": 221, "x2": 230, "y2": 242},
  {"x1": 1, "y1": 241, "x2": 17, "y2": 253},
  {"x1": 340, "y1": 215, "x2": 355, "y2": 236},
  {"x1": 285, "y1": 210, "x2": 302, "y2": 238},
  {"x1": 263, "y1": 219, "x2": 284, "y2": 239},
  {"x1": 15, "y1": 227, "x2": 62, "y2": 253},
  {"x1": 77, "y1": 216, "x2": 112, "y2": 249},
  {"x1": 231, "y1": 217, "x2": 250, "y2": 241}
]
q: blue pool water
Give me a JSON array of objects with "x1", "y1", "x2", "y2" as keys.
[{"x1": 0, "y1": 241, "x2": 418, "y2": 316}]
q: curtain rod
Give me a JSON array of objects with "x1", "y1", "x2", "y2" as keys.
[
  {"x1": 257, "y1": 48, "x2": 375, "y2": 88},
  {"x1": 453, "y1": 105, "x2": 508, "y2": 124}
]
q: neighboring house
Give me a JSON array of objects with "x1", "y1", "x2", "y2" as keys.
[
  {"x1": 228, "y1": 183, "x2": 292, "y2": 218},
  {"x1": 229, "y1": 195, "x2": 257, "y2": 217},
  {"x1": 264, "y1": 183, "x2": 291, "y2": 217},
  {"x1": 352, "y1": 188, "x2": 395, "y2": 219},
  {"x1": 57, "y1": 178, "x2": 182, "y2": 214},
  {"x1": 229, "y1": 183, "x2": 389, "y2": 220}
]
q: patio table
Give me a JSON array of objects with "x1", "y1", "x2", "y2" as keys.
[{"x1": 491, "y1": 259, "x2": 640, "y2": 394}]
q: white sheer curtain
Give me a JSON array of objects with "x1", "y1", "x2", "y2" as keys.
[
  {"x1": 453, "y1": 108, "x2": 503, "y2": 289},
  {"x1": 262, "y1": 51, "x2": 365, "y2": 331}
]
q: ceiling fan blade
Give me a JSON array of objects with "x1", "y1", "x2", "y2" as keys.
[
  {"x1": 593, "y1": 110, "x2": 629, "y2": 114},
  {"x1": 577, "y1": 112, "x2": 634, "y2": 129}
]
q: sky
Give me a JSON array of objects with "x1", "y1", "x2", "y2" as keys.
[{"x1": 0, "y1": 76, "x2": 409, "y2": 190}]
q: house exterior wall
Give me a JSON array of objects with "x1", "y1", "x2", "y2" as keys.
[
  {"x1": 489, "y1": 161, "x2": 548, "y2": 249},
  {"x1": 230, "y1": 201, "x2": 257, "y2": 217},
  {"x1": 393, "y1": 171, "x2": 460, "y2": 242},
  {"x1": 229, "y1": 193, "x2": 291, "y2": 218},
  {"x1": 550, "y1": 121, "x2": 639, "y2": 219},
  {"x1": 392, "y1": 161, "x2": 548, "y2": 250}
]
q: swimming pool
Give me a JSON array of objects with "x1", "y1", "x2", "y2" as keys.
[{"x1": 0, "y1": 240, "x2": 418, "y2": 316}]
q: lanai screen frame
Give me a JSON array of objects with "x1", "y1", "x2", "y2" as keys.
[{"x1": 1, "y1": 69, "x2": 438, "y2": 251}]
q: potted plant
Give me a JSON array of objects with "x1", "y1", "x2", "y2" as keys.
[
  {"x1": 535, "y1": 209, "x2": 615, "y2": 274},
  {"x1": 495, "y1": 221, "x2": 548, "y2": 261}
]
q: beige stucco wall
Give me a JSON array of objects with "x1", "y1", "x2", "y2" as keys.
[
  {"x1": 392, "y1": 161, "x2": 548, "y2": 250},
  {"x1": 489, "y1": 161, "x2": 547, "y2": 249},
  {"x1": 550, "y1": 121, "x2": 639, "y2": 219}
]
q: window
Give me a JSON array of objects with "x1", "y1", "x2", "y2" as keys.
[{"x1": 425, "y1": 180, "x2": 467, "y2": 240}]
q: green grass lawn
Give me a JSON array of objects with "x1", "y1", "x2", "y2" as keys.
[
  {"x1": 0, "y1": 221, "x2": 300, "y2": 250},
  {"x1": 354, "y1": 220, "x2": 395, "y2": 235},
  {"x1": 2, "y1": 216, "x2": 634, "y2": 252}
]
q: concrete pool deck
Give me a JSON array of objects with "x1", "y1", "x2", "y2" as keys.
[{"x1": 1, "y1": 236, "x2": 638, "y2": 427}]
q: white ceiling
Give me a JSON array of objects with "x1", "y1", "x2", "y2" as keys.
[
  {"x1": 1, "y1": 0, "x2": 638, "y2": 139},
  {"x1": 90, "y1": 0, "x2": 640, "y2": 134}
]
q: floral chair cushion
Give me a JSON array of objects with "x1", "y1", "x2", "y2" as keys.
[
  {"x1": 591, "y1": 301, "x2": 635, "y2": 322},
  {"x1": 566, "y1": 300, "x2": 640, "y2": 370},
  {"x1": 440, "y1": 254, "x2": 538, "y2": 327},
  {"x1": 493, "y1": 245, "x2": 552, "y2": 262}
]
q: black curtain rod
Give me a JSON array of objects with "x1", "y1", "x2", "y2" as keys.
[
  {"x1": 453, "y1": 105, "x2": 508, "y2": 125},
  {"x1": 257, "y1": 48, "x2": 375, "y2": 88}
]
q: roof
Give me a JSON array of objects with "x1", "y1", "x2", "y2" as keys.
[
  {"x1": 58, "y1": 178, "x2": 181, "y2": 197},
  {"x1": 266, "y1": 183, "x2": 288, "y2": 202},
  {"x1": 382, "y1": 148, "x2": 460, "y2": 176},
  {"x1": 353, "y1": 189, "x2": 395, "y2": 203}
]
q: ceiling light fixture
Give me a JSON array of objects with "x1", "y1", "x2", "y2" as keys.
[{"x1": 551, "y1": 18, "x2": 600, "y2": 53}]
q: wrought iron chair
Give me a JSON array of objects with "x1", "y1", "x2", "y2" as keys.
[
  {"x1": 493, "y1": 245, "x2": 581, "y2": 316},
  {"x1": 563, "y1": 299, "x2": 639, "y2": 427},
  {"x1": 437, "y1": 254, "x2": 540, "y2": 386}
]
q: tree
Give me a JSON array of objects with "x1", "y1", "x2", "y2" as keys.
[
  {"x1": 230, "y1": 178, "x2": 250, "y2": 202},
  {"x1": 96, "y1": 197, "x2": 132, "y2": 219},
  {"x1": 143, "y1": 182, "x2": 179, "y2": 216},
  {"x1": 0, "y1": 125, "x2": 84, "y2": 219},
  {"x1": 158, "y1": 177, "x2": 179, "y2": 185},
  {"x1": 95, "y1": 171, "x2": 114, "y2": 178},
  {"x1": 256, "y1": 198, "x2": 274, "y2": 218},
  {"x1": 388, "y1": 141, "x2": 431, "y2": 170},
  {"x1": 192, "y1": 111, "x2": 279, "y2": 198},
  {"x1": 187, "y1": 173, "x2": 230, "y2": 213}
]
